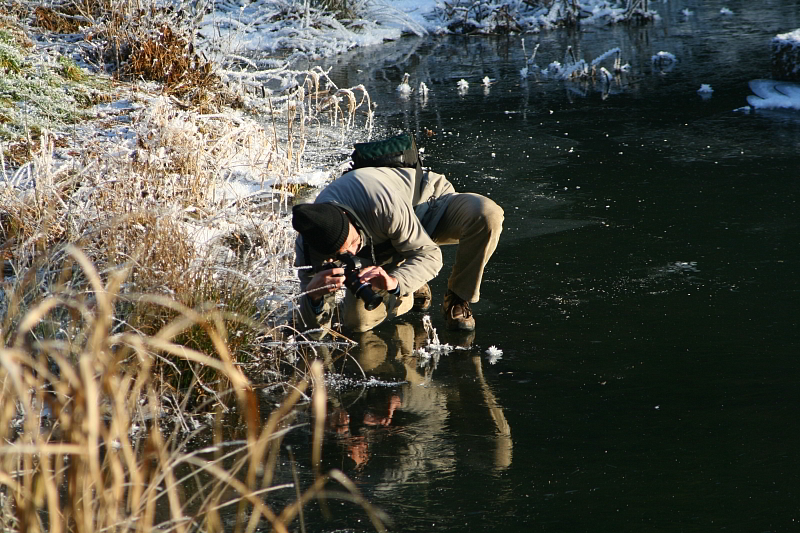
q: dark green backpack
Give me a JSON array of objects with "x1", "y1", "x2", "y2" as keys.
[
  {"x1": 351, "y1": 132, "x2": 420, "y2": 169},
  {"x1": 350, "y1": 133, "x2": 425, "y2": 195}
]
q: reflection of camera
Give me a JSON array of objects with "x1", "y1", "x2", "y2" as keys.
[{"x1": 320, "y1": 253, "x2": 383, "y2": 311}]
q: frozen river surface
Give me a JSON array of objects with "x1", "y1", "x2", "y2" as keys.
[{"x1": 252, "y1": 1, "x2": 800, "y2": 531}]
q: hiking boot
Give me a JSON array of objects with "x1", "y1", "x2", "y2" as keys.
[
  {"x1": 451, "y1": 330, "x2": 476, "y2": 349},
  {"x1": 412, "y1": 283, "x2": 432, "y2": 312},
  {"x1": 442, "y1": 290, "x2": 475, "y2": 331}
]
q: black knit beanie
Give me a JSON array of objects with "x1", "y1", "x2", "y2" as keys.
[{"x1": 292, "y1": 203, "x2": 350, "y2": 255}]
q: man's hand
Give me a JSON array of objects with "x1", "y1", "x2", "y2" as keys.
[
  {"x1": 357, "y1": 265, "x2": 398, "y2": 292},
  {"x1": 306, "y1": 267, "x2": 345, "y2": 303}
]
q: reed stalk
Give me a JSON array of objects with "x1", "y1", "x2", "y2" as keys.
[{"x1": 1, "y1": 1, "x2": 379, "y2": 531}]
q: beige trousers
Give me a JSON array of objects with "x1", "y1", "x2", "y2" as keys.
[
  {"x1": 430, "y1": 192, "x2": 504, "y2": 303},
  {"x1": 341, "y1": 192, "x2": 504, "y2": 332}
]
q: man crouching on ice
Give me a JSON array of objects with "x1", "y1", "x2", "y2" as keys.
[{"x1": 292, "y1": 134, "x2": 504, "y2": 333}]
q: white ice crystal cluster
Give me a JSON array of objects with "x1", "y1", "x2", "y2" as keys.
[{"x1": 485, "y1": 345, "x2": 503, "y2": 365}]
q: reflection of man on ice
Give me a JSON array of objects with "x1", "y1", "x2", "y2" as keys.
[
  {"x1": 292, "y1": 133, "x2": 504, "y2": 333},
  {"x1": 326, "y1": 322, "x2": 513, "y2": 473}
]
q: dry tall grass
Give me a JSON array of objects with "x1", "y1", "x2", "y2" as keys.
[
  {"x1": 0, "y1": 248, "x2": 387, "y2": 531},
  {"x1": 0, "y1": 100, "x2": 379, "y2": 532},
  {"x1": 1, "y1": 0, "x2": 379, "y2": 530}
]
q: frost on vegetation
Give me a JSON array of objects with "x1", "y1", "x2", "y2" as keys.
[
  {"x1": 0, "y1": 26, "x2": 114, "y2": 144},
  {"x1": 775, "y1": 28, "x2": 800, "y2": 45},
  {"x1": 326, "y1": 373, "x2": 404, "y2": 393},
  {"x1": 197, "y1": 0, "x2": 659, "y2": 62},
  {"x1": 213, "y1": 64, "x2": 374, "y2": 147},
  {"x1": 652, "y1": 51, "x2": 676, "y2": 64},
  {"x1": 411, "y1": 315, "x2": 476, "y2": 371},
  {"x1": 0, "y1": 36, "x2": 25, "y2": 74},
  {"x1": 430, "y1": 0, "x2": 658, "y2": 35},
  {"x1": 0, "y1": 50, "x2": 97, "y2": 142},
  {"x1": 520, "y1": 41, "x2": 629, "y2": 99},
  {"x1": 651, "y1": 50, "x2": 677, "y2": 73},
  {"x1": 396, "y1": 72, "x2": 412, "y2": 96},
  {"x1": 196, "y1": 0, "x2": 426, "y2": 63},
  {"x1": 0, "y1": 83, "x2": 343, "y2": 322}
]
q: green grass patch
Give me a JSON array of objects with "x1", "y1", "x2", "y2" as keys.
[
  {"x1": 0, "y1": 32, "x2": 25, "y2": 74},
  {"x1": 0, "y1": 55, "x2": 115, "y2": 142},
  {"x1": 58, "y1": 54, "x2": 85, "y2": 81}
]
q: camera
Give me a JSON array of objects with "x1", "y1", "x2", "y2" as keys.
[{"x1": 319, "y1": 253, "x2": 384, "y2": 311}]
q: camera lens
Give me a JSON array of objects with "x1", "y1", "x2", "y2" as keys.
[
  {"x1": 354, "y1": 282, "x2": 383, "y2": 311},
  {"x1": 344, "y1": 272, "x2": 382, "y2": 311},
  {"x1": 337, "y1": 253, "x2": 383, "y2": 311}
]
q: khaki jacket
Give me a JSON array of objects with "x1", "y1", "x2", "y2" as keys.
[{"x1": 294, "y1": 166, "x2": 456, "y2": 330}]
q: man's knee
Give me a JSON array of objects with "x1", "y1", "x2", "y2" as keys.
[
  {"x1": 342, "y1": 291, "x2": 413, "y2": 333},
  {"x1": 478, "y1": 197, "x2": 504, "y2": 234}
]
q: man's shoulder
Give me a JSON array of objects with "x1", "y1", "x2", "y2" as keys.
[
  {"x1": 338, "y1": 166, "x2": 413, "y2": 180},
  {"x1": 324, "y1": 167, "x2": 412, "y2": 196}
]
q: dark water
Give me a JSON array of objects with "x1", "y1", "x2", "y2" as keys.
[{"x1": 269, "y1": 1, "x2": 800, "y2": 531}]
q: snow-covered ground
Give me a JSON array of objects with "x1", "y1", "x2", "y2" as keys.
[{"x1": 196, "y1": 0, "x2": 658, "y2": 64}]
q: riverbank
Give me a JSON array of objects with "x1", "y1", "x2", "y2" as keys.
[{"x1": 1, "y1": 2, "x2": 380, "y2": 530}]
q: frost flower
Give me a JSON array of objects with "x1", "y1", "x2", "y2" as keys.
[
  {"x1": 652, "y1": 51, "x2": 676, "y2": 64},
  {"x1": 697, "y1": 84, "x2": 714, "y2": 100},
  {"x1": 418, "y1": 81, "x2": 429, "y2": 97},
  {"x1": 396, "y1": 72, "x2": 412, "y2": 95},
  {"x1": 485, "y1": 345, "x2": 503, "y2": 365}
]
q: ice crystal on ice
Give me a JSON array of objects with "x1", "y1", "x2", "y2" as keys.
[
  {"x1": 485, "y1": 345, "x2": 503, "y2": 365},
  {"x1": 418, "y1": 81, "x2": 429, "y2": 96},
  {"x1": 652, "y1": 51, "x2": 676, "y2": 64},
  {"x1": 396, "y1": 72, "x2": 412, "y2": 96}
]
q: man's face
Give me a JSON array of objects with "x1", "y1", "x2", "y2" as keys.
[{"x1": 337, "y1": 223, "x2": 361, "y2": 256}]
